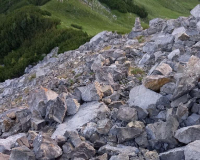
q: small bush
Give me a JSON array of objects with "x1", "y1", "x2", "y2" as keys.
[
  {"x1": 71, "y1": 24, "x2": 83, "y2": 30},
  {"x1": 131, "y1": 67, "x2": 145, "y2": 75}
]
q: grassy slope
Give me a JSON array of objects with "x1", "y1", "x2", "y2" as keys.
[{"x1": 42, "y1": 0, "x2": 200, "y2": 35}]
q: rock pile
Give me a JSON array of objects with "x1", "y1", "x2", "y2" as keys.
[{"x1": 2, "y1": 4, "x2": 200, "y2": 160}]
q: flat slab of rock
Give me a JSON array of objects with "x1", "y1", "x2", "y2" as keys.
[
  {"x1": 159, "y1": 147, "x2": 185, "y2": 160},
  {"x1": 175, "y1": 125, "x2": 200, "y2": 144},
  {"x1": 51, "y1": 102, "x2": 109, "y2": 139},
  {"x1": 9, "y1": 146, "x2": 35, "y2": 160},
  {"x1": 0, "y1": 133, "x2": 26, "y2": 150},
  {"x1": 190, "y1": 4, "x2": 200, "y2": 19},
  {"x1": 184, "y1": 140, "x2": 200, "y2": 160},
  {"x1": 128, "y1": 85, "x2": 162, "y2": 110}
]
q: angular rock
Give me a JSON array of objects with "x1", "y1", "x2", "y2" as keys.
[
  {"x1": 185, "y1": 113, "x2": 200, "y2": 126},
  {"x1": 98, "y1": 144, "x2": 139, "y2": 157},
  {"x1": 116, "y1": 106, "x2": 137, "y2": 122},
  {"x1": 101, "y1": 85, "x2": 113, "y2": 97},
  {"x1": 16, "y1": 136, "x2": 30, "y2": 148},
  {"x1": 128, "y1": 85, "x2": 162, "y2": 110},
  {"x1": 160, "y1": 82, "x2": 176, "y2": 95},
  {"x1": 52, "y1": 102, "x2": 109, "y2": 139},
  {"x1": 110, "y1": 154, "x2": 129, "y2": 160},
  {"x1": 66, "y1": 98, "x2": 80, "y2": 116},
  {"x1": 33, "y1": 133, "x2": 62, "y2": 160},
  {"x1": 143, "y1": 75, "x2": 172, "y2": 91},
  {"x1": 135, "y1": 131, "x2": 148, "y2": 147},
  {"x1": 159, "y1": 147, "x2": 185, "y2": 160},
  {"x1": 143, "y1": 150, "x2": 159, "y2": 160},
  {"x1": 168, "y1": 49, "x2": 180, "y2": 60},
  {"x1": 31, "y1": 118, "x2": 45, "y2": 131},
  {"x1": 116, "y1": 121, "x2": 145, "y2": 143},
  {"x1": 45, "y1": 97, "x2": 67, "y2": 123},
  {"x1": 78, "y1": 81, "x2": 103, "y2": 102},
  {"x1": 184, "y1": 140, "x2": 200, "y2": 160},
  {"x1": 154, "y1": 63, "x2": 172, "y2": 76},
  {"x1": 97, "y1": 118, "x2": 112, "y2": 135},
  {"x1": 0, "y1": 153, "x2": 9, "y2": 160},
  {"x1": 175, "y1": 125, "x2": 200, "y2": 144},
  {"x1": 9, "y1": 146, "x2": 35, "y2": 160},
  {"x1": 68, "y1": 142, "x2": 96, "y2": 159},
  {"x1": 190, "y1": 4, "x2": 200, "y2": 19}
]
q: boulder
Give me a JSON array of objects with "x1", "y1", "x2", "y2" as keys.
[
  {"x1": 33, "y1": 133, "x2": 62, "y2": 160},
  {"x1": 98, "y1": 144, "x2": 139, "y2": 157},
  {"x1": 45, "y1": 97, "x2": 67, "y2": 123},
  {"x1": 51, "y1": 102, "x2": 109, "y2": 139},
  {"x1": 159, "y1": 147, "x2": 185, "y2": 160},
  {"x1": 146, "y1": 116, "x2": 179, "y2": 144},
  {"x1": 190, "y1": 4, "x2": 200, "y2": 19},
  {"x1": 28, "y1": 87, "x2": 58, "y2": 117},
  {"x1": 184, "y1": 140, "x2": 200, "y2": 160},
  {"x1": 96, "y1": 118, "x2": 112, "y2": 135},
  {"x1": 66, "y1": 98, "x2": 80, "y2": 116},
  {"x1": 78, "y1": 81, "x2": 103, "y2": 102},
  {"x1": 175, "y1": 125, "x2": 200, "y2": 144},
  {"x1": 116, "y1": 106, "x2": 138, "y2": 122},
  {"x1": 0, "y1": 153, "x2": 9, "y2": 160},
  {"x1": 173, "y1": 56, "x2": 200, "y2": 100},
  {"x1": 128, "y1": 85, "x2": 162, "y2": 111},
  {"x1": 9, "y1": 146, "x2": 35, "y2": 160},
  {"x1": 143, "y1": 75, "x2": 172, "y2": 91}
]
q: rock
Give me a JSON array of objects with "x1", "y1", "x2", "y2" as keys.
[
  {"x1": 0, "y1": 133, "x2": 26, "y2": 150},
  {"x1": 45, "y1": 97, "x2": 67, "y2": 123},
  {"x1": 143, "y1": 150, "x2": 159, "y2": 160},
  {"x1": 173, "y1": 56, "x2": 200, "y2": 100},
  {"x1": 33, "y1": 133, "x2": 62, "y2": 160},
  {"x1": 97, "y1": 118, "x2": 112, "y2": 135},
  {"x1": 110, "y1": 154, "x2": 129, "y2": 160},
  {"x1": 64, "y1": 130, "x2": 82, "y2": 147},
  {"x1": 154, "y1": 63, "x2": 173, "y2": 76},
  {"x1": 143, "y1": 42, "x2": 157, "y2": 54},
  {"x1": 160, "y1": 82, "x2": 176, "y2": 95},
  {"x1": 176, "y1": 103, "x2": 189, "y2": 122},
  {"x1": 91, "y1": 54, "x2": 105, "y2": 72},
  {"x1": 116, "y1": 106, "x2": 137, "y2": 122},
  {"x1": 154, "y1": 34, "x2": 174, "y2": 51},
  {"x1": 90, "y1": 153, "x2": 108, "y2": 160},
  {"x1": 9, "y1": 146, "x2": 35, "y2": 160},
  {"x1": 78, "y1": 81, "x2": 103, "y2": 102},
  {"x1": 108, "y1": 101, "x2": 124, "y2": 109},
  {"x1": 148, "y1": 18, "x2": 166, "y2": 34},
  {"x1": 66, "y1": 98, "x2": 80, "y2": 116},
  {"x1": 90, "y1": 31, "x2": 107, "y2": 45},
  {"x1": 128, "y1": 18, "x2": 143, "y2": 39},
  {"x1": 175, "y1": 125, "x2": 200, "y2": 144},
  {"x1": 16, "y1": 136, "x2": 30, "y2": 148},
  {"x1": 81, "y1": 122, "x2": 97, "y2": 140},
  {"x1": 190, "y1": 4, "x2": 200, "y2": 19},
  {"x1": 146, "y1": 116, "x2": 179, "y2": 144},
  {"x1": 101, "y1": 85, "x2": 114, "y2": 97},
  {"x1": 98, "y1": 144, "x2": 139, "y2": 157},
  {"x1": 185, "y1": 113, "x2": 200, "y2": 126},
  {"x1": 184, "y1": 140, "x2": 200, "y2": 160},
  {"x1": 135, "y1": 131, "x2": 148, "y2": 147},
  {"x1": 68, "y1": 142, "x2": 96, "y2": 159},
  {"x1": 31, "y1": 118, "x2": 45, "y2": 131},
  {"x1": 128, "y1": 85, "x2": 162, "y2": 111},
  {"x1": 159, "y1": 147, "x2": 185, "y2": 160},
  {"x1": 28, "y1": 86, "x2": 58, "y2": 117},
  {"x1": 138, "y1": 54, "x2": 151, "y2": 66},
  {"x1": 143, "y1": 75, "x2": 172, "y2": 91},
  {"x1": 0, "y1": 153, "x2": 9, "y2": 160},
  {"x1": 52, "y1": 102, "x2": 109, "y2": 139},
  {"x1": 116, "y1": 121, "x2": 145, "y2": 143},
  {"x1": 168, "y1": 49, "x2": 180, "y2": 60}
]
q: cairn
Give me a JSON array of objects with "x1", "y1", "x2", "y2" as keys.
[{"x1": 132, "y1": 17, "x2": 143, "y2": 32}]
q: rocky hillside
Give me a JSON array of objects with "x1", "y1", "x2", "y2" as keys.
[{"x1": 2, "y1": 4, "x2": 200, "y2": 160}]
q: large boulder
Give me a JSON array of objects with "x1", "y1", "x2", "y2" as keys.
[
  {"x1": 175, "y1": 125, "x2": 200, "y2": 144},
  {"x1": 78, "y1": 81, "x2": 103, "y2": 102},
  {"x1": 33, "y1": 133, "x2": 62, "y2": 160},
  {"x1": 51, "y1": 102, "x2": 110, "y2": 139}
]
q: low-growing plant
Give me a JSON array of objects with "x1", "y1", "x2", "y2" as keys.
[
  {"x1": 131, "y1": 67, "x2": 145, "y2": 75},
  {"x1": 71, "y1": 24, "x2": 83, "y2": 30}
]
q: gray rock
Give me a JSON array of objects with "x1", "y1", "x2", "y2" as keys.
[
  {"x1": 31, "y1": 118, "x2": 45, "y2": 131},
  {"x1": 9, "y1": 146, "x2": 35, "y2": 160},
  {"x1": 160, "y1": 82, "x2": 176, "y2": 95},
  {"x1": 154, "y1": 34, "x2": 174, "y2": 51},
  {"x1": 135, "y1": 131, "x2": 148, "y2": 148},
  {"x1": 184, "y1": 140, "x2": 200, "y2": 160},
  {"x1": 101, "y1": 85, "x2": 114, "y2": 97},
  {"x1": 98, "y1": 144, "x2": 139, "y2": 157},
  {"x1": 81, "y1": 122, "x2": 97, "y2": 139},
  {"x1": 66, "y1": 98, "x2": 80, "y2": 116},
  {"x1": 138, "y1": 54, "x2": 151, "y2": 66},
  {"x1": 175, "y1": 125, "x2": 200, "y2": 144},
  {"x1": 185, "y1": 113, "x2": 200, "y2": 126},
  {"x1": 78, "y1": 81, "x2": 103, "y2": 102},
  {"x1": 52, "y1": 102, "x2": 109, "y2": 139},
  {"x1": 33, "y1": 133, "x2": 62, "y2": 160},
  {"x1": 168, "y1": 49, "x2": 180, "y2": 60},
  {"x1": 45, "y1": 97, "x2": 67, "y2": 123},
  {"x1": 91, "y1": 54, "x2": 105, "y2": 72},
  {"x1": 97, "y1": 119, "x2": 112, "y2": 135},
  {"x1": 116, "y1": 106, "x2": 138, "y2": 122},
  {"x1": 116, "y1": 121, "x2": 145, "y2": 143},
  {"x1": 159, "y1": 147, "x2": 185, "y2": 160},
  {"x1": 190, "y1": 4, "x2": 200, "y2": 19},
  {"x1": 143, "y1": 42, "x2": 157, "y2": 54},
  {"x1": 90, "y1": 31, "x2": 107, "y2": 45},
  {"x1": 128, "y1": 85, "x2": 162, "y2": 111},
  {"x1": 143, "y1": 150, "x2": 159, "y2": 160},
  {"x1": 146, "y1": 116, "x2": 179, "y2": 144}
]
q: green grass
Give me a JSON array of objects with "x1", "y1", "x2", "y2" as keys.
[{"x1": 40, "y1": 0, "x2": 199, "y2": 36}]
